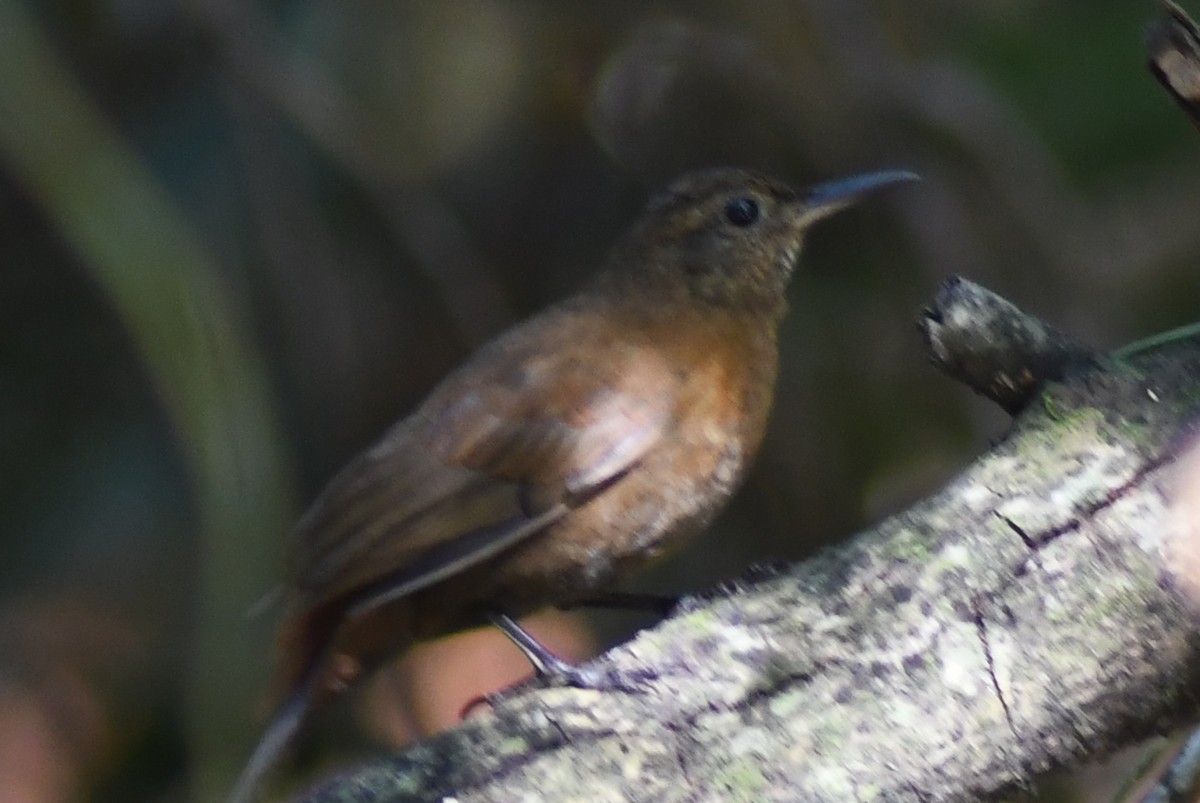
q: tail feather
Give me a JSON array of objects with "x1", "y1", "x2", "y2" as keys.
[{"x1": 226, "y1": 659, "x2": 320, "y2": 803}]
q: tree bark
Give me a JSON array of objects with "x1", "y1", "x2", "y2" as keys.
[
  {"x1": 1147, "y1": 0, "x2": 1200, "y2": 130},
  {"x1": 296, "y1": 279, "x2": 1200, "y2": 802}
]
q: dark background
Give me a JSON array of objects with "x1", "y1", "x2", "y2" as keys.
[{"x1": 1, "y1": 1, "x2": 1197, "y2": 800}]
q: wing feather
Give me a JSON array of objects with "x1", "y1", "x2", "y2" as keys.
[{"x1": 286, "y1": 310, "x2": 679, "y2": 617}]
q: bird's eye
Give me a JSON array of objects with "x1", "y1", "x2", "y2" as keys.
[{"x1": 724, "y1": 197, "x2": 760, "y2": 227}]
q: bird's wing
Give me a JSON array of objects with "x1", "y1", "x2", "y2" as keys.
[{"x1": 287, "y1": 323, "x2": 678, "y2": 617}]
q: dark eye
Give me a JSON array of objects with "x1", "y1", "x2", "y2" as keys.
[{"x1": 724, "y1": 197, "x2": 760, "y2": 227}]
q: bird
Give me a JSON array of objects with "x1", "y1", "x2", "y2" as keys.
[{"x1": 229, "y1": 166, "x2": 917, "y2": 802}]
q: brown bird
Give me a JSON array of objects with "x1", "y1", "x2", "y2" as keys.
[{"x1": 229, "y1": 166, "x2": 916, "y2": 802}]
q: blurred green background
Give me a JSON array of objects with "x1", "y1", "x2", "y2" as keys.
[{"x1": 1, "y1": 0, "x2": 1197, "y2": 800}]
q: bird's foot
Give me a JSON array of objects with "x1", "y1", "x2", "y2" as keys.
[
  {"x1": 457, "y1": 662, "x2": 653, "y2": 720},
  {"x1": 489, "y1": 611, "x2": 653, "y2": 691},
  {"x1": 535, "y1": 656, "x2": 655, "y2": 694},
  {"x1": 456, "y1": 612, "x2": 653, "y2": 720}
]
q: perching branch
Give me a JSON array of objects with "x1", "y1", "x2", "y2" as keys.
[
  {"x1": 918, "y1": 276, "x2": 1095, "y2": 414},
  {"x1": 1147, "y1": 0, "x2": 1200, "y2": 130},
  {"x1": 299, "y1": 280, "x2": 1200, "y2": 803}
]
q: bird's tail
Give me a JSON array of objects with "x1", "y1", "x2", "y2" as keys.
[{"x1": 226, "y1": 658, "x2": 320, "y2": 803}]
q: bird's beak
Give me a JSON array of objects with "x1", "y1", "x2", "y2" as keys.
[{"x1": 798, "y1": 169, "x2": 919, "y2": 226}]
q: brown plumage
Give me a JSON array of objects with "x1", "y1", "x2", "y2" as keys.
[{"x1": 230, "y1": 166, "x2": 916, "y2": 802}]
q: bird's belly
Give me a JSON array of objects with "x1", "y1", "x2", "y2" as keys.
[{"x1": 481, "y1": 431, "x2": 748, "y2": 610}]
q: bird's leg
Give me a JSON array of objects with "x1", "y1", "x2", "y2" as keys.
[
  {"x1": 488, "y1": 611, "x2": 589, "y2": 680},
  {"x1": 456, "y1": 612, "x2": 590, "y2": 720},
  {"x1": 456, "y1": 612, "x2": 653, "y2": 719},
  {"x1": 488, "y1": 611, "x2": 655, "y2": 691}
]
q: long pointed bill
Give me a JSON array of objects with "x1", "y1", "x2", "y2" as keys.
[{"x1": 799, "y1": 169, "x2": 920, "y2": 225}]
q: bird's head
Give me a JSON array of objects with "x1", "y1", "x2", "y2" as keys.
[{"x1": 606, "y1": 167, "x2": 917, "y2": 315}]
